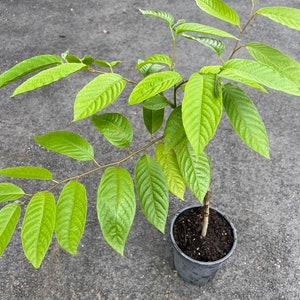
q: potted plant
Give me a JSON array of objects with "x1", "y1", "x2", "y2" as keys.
[{"x1": 0, "y1": 0, "x2": 299, "y2": 285}]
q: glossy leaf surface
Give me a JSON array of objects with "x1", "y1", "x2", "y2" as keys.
[
  {"x1": 139, "y1": 9, "x2": 174, "y2": 26},
  {"x1": 34, "y1": 131, "x2": 94, "y2": 161},
  {"x1": 56, "y1": 181, "x2": 87, "y2": 255},
  {"x1": 21, "y1": 192, "x2": 56, "y2": 268},
  {"x1": 0, "y1": 203, "x2": 21, "y2": 256},
  {"x1": 223, "y1": 83, "x2": 269, "y2": 158},
  {"x1": 143, "y1": 107, "x2": 164, "y2": 134},
  {"x1": 74, "y1": 73, "x2": 126, "y2": 121},
  {"x1": 97, "y1": 167, "x2": 136, "y2": 255},
  {"x1": 92, "y1": 113, "x2": 133, "y2": 148},
  {"x1": 135, "y1": 155, "x2": 169, "y2": 233},
  {"x1": 0, "y1": 166, "x2": 52, "y2": 180}
]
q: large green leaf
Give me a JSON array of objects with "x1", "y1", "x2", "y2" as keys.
[
  {"x1": 97, "y1": 167, "x2": 136, "y2": 255},
  {"x1": 175, "y1": 22, "x2": 238, "y2": 39},
  {"x1": 21, "y1": 192, "x2": 56, "y2": 268},
  {"x1": 134, "y1": 155, "x2": 169, "y2": 233},
  {"x1": 34, "y1": 131, "x2": 94, "y2": 161},
  {"x1": 0, "y1": 166, "x2": 52, "y2": 180},
  {"x1": 182, "y1": 73, "x2": 222, "y2": 158},
  {"x1": 155, "y1": 143, "x2": 185, "y2": 200},
  {"x1": 92, "y1": 113, "x2": 133, "y2": 148},
  {"x1": 194, "y1": 0, "x2": 240, "y2": 26},
  {"x1": 139, "y1": 9, "x2": 174, "y2": 26},
  {"x1": 163, "y1": 105, "x2": 186, "y2": 151},
  {"x1": 220, "y1": 59, "x2": 300, "y2": 96},
  {"x1": 255, "y1": 7, "x2": 300, "y2": 31},
  {"x1": 0, "y1": 183, "x2": 25, "y2": 203},
  {"x1": 143, "y1": 95, "x2": 170, "y2": 110},
  {"x1": 136, "y1": 54, "x2": 173, "y2": 70},
  {"x1": 223, "y1": 83, "x2": 269, "y2": 159},
  {"x1": 56, "y1": 181, "x2": 87, "y2": 255},
  {"x1": 0, "y1": 55, "x2": 62, "y2": 89},
  {"x1": 143, "y1": 107, "x2": 164, "y2": 134},
  {"x1": 0, "y1": 203, "x2": 21, "y2": 256},
  {"x1": 182, "y1": 34, "x2": 225, "y2": 55},
  {"x1": 176, "y1": 139, "x2": 211, "y2": 203},
  {"x1": 73, "y1": 73, "x2": 126, "y2": 121},
  {"x1": 12, "y1": 63, "x2": 86, "y2": 96},
  {"x1": 128, "y1": 71, "x2": 182, "y2": 105},
  {"x1": 246, "y1": 42, "x2": 300, "y2": 86}
]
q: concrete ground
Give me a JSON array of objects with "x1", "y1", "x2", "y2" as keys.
[{"x1": 0, "y1": 0, "x2": 299, "y2": 299}]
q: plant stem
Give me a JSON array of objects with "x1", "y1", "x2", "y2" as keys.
[{"x1": 201, "y1": 189, "x2": 210, "y2": 238}]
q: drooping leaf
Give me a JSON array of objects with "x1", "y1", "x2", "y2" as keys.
[
  {"x1": 134, "y1": 155, "x2": 169, "y2": 233},
  {"x1": 0, "y1": 203, "x2": 21, "y2": 256},
  {"x1": 176, "y1": 139, "x2": 211, "y2": 203},
  {"x1": 97, "y1": 167, "x2": 136, "y2": 255},
  {"x1": 0, "y1": 55, "x2": 62, "y2": 89},
  {"x1": 128, "y1": 71, "x2": 182, "y2": 105},
  {"x1": 164, "y1": 105, "x2": 186, "y2": 150},
  {"x1": 182, "y1": 34, "x2": 225, "y2": 55},
  {"x1": 0, "y1": 183, "x2": 25, "y2": 203},
  {"x1": 143, "y1": 107, "x2": 164, "y2": 134},
  {"x1": 223, "y1": 83, "x2": 269, "y2": 159},
  {"x1": 65, "y1": 54, "x2": 81, "y2": 63},
  {"x1": 155, "y1": 143, "x2": 185, "y2": 200},
  {"x1": 73, "y1": 73, "x2": 126, "y2": 121},
  {"x1": 221, "y1": 59, "x2": 300, "y2": 96},
  {"x1": 143, "y1": 95, "x2": 170, "y2": 110},
  {"x1": 139, "y1": 9, "x2": 174, "y2": 26},
  {"x1": 12, "y1": 63, "x2": 86, "y2": 97},
  {"x1": 255, "y1": 6, "x2": 300, "y2": 31},
  {"x1": 246, "y1": 42, "x2": 300, "y2": 86},
  {"x1": 56, "y1": 181, "x2": 87, "y2": 255},
  {"x1": 182, "y1": 73, "x2": 222, "y2": 158},
  {"x1": 194, "y1": 0, "x2": 240, "y2": 26},
  {"x1": 0, "y1": 166, "x2": 52, "y2": 180},
  {"x1": 81, "y1": 55, "x2": 95, "y2": 66},
  {"x1": 175, "y1": 22, "x2": 238, "y2": 39},
  {"x1": 91, "y1": 113, "x2": 133, "y2": 148},
  {"x1": 136, "y1": 54, "x2": 173, "y2": 70},
  {"x1": 94, "y1": 60, "x2": 121, "y2": 69},
  {"x1": 34, "y1": 131, "x2": 94, "y2": 161},
  {"x1": 21, "y1": 192, "x2": 56, "y2": 268}
]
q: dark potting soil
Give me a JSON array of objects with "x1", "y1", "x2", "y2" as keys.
[{"x1": 173, "y1": 207, "x2": 234, "y2": 262}]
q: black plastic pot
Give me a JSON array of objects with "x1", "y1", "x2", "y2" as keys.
[{"x1": 170, "y1": 205, "x2": 237, "y2": 285}]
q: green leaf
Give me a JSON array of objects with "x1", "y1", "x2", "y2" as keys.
[
  {"x1": 182, "y1": 73, "x2": 222, "y2": 158},
  {"x1": 164, "y1": 105, "x2": 186, "y2": 151},
  {"x1": 91, "y1": 113, "x2": 133, "y2": 148},
  {"x1": 0, "y1": 166, "x2": 52, "y2": 180},
  {"x1": 128, "y1": 71, "x2": 182, "y2": 105},
  {"x1": 21, "y1": 192, "x2": 56, "y2": 268},
  {"x1": 56, "y1": 181, "x2": 87, "y2": 255},
  {"x1": 0, "y1": 55, "x2": 62, "y2": 89},
  {"x1": 34, "y1": 131, "x2": 94, "y2": 161},
  {"x1": 138, "y1": 62, "x2": 165, "y2": 78},
  {"x1": 94, "y1": 60, "x2": 121, "y2": 69},
  {"x1": 175, "y1": 22, "x2": 238, "y2": 39},
  {"x1": 155, "y1": 143, "x2": 185, "y2": 200},
  {"x1": 0, "y1": 203, "x2": 21, "y2": 256},
  {"x1": 176, "y1": 139, "x2": 211, "y2": 203},
  {"x1": 134, "y1": 155, "x2": 169, "y2": 233},
  {"x1": 143, "y1": 95, "x2": 170, "y2": 110},
  {"x1": 143, "y1": 107, "x2": 164, "y2": 134},
  {"x1": 223, "y1": 83, "x2": 269, "y2": 159},
  {"x1": 255, "y1": 6, "x2": 300, "y2": 31},
  {"x1": 0, "y1": 183, "x2": 25, "y2": 203},
  {"x1": 139, "y1": 9, "x2": 174, "y2": 26},
  {"x1": 194, "y1": 0, "x2": 240, "y2": 26},
  {"x1": 246, "y1": 42, "x2": 300, "y2": 86},
  {"x1": 73, "y1": 73, "x2": 126, "y2": 121},
  {"x1": 221, "y1": 59, "x2": 300, "y2": 96},
  {"x1": 81, "y1": 55, "x2": 95, "y2": 66},
  {"x1": 65, "y1": 55, "x2": 82, "y2": 63},
  {"x1": 136, "y1": 54, "x2": 173, "y2": 70},
  {"x1": 200, "y1": 65, "x2": 222, "y2": 75},
  {"x1": 182, "y1": 34, "x2": 225, "y2": 55},
  {"x1": 97, "y1": 167, "x2": 136, "y2": 255},
  {"x1": 12, "y1": 63, "x2": 86, "y2": 96}
]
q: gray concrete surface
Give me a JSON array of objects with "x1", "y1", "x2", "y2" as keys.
[{"x1": 0, "y1": 0, "x2": 299, "y2": 299}]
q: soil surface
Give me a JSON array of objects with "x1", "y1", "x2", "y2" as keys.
[{"x1": 173, "y1": 207, "x2": 234, "y2": 262}]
